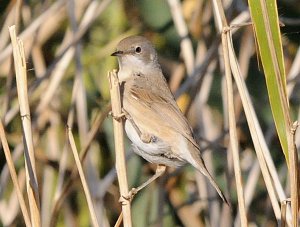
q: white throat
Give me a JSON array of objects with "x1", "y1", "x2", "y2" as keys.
[{"x1": 117, "y1": 55, "x2": 154, "y2": 82}]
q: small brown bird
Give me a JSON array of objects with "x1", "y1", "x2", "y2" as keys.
[{"x1": 111, "y1": 36, "x2": 228, "y2": 204}]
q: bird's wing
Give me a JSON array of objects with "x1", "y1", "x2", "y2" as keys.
[{"x1": 127, "y1": 77, "x2": 200, "y2": 150}]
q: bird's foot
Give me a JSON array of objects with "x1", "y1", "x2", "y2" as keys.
[
  {"x1": 140, "y1": 133, "x2": 156, "y2": 143},
  {"x1": 119, "y1": 188, "x2": 138, "y2": 204},
  {"x1": 109, "y1": 108, "x2": 129, "y2": 121}
]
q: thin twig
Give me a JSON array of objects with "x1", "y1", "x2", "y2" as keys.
[
  {"x1": 49, "y1": 103, "x2": 111, "y2": 227},
  {"x1": 114, "y1": 213, "x2": 123, "y2": 227},
  {"x1": 67, "y1": 126, "x2": 100, "y2": 227},
  {"x1": 0, "y1": 121, "x2": 31, "y2": 227}
]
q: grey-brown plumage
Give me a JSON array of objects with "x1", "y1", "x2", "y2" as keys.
[{"x1": 111, "y1": 36, "x2": 228, "y2": 204}]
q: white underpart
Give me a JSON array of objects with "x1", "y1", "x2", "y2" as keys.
[
  {"x1": 178, "y1": 136, "x2": 198, "y2": 167},
  {"x1": 117, "y1": 55, "x2": 153, "y2": 81},
  {"x1": 125, "y1": 120, "x2": 167, "y2": 154}
]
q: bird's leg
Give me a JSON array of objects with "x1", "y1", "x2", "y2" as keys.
[{"x1": 121, "y1": 164, "x2": 166, "y2": 202}]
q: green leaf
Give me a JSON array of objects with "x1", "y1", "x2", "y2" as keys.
[{"x1": 248, "y1": 0, "x2": 290, "y2": 162}]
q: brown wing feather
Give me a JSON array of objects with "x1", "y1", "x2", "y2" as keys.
[{"x1": 127, "y1": 75, "x2": 200, "y2": 150}]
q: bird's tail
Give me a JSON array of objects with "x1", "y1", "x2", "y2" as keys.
[
  {"x1": 197, "y1": 162, "x2": 230, "y2": 206},
  {"x1": 187, "y1": 147, "x2": 229, "y2": 206}
]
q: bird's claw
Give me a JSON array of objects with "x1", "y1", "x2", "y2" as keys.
[
  {"x1": 141, "y1": 134, "x2": 156, "y2": 143},
  {"x1": 119, "y1": 188, "x2": 138, "y2": 204},
  {"x1": 109, "y1": 111, "x2": 126, "y2": 121}
]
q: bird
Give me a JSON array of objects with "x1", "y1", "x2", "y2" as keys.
[{"x1": 111, "y1": 35, "x2": 228, "y2": 204}]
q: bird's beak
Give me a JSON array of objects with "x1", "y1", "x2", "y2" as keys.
[{"x1": 111, "y1": 50, "x2": 123, "y2": 56}]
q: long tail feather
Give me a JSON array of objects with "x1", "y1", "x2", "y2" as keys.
[
  {"x1": 199, "y1": 165, "x2": 230, "y2": 206},
  {"x1": 187, "y1": 146, "x2": 230, "y2": 205}
]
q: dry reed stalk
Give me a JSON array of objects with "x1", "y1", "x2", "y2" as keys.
[
  {"x1": 31, "y1": 45, "x2": 46, "y2": 78},
  {"x1": 174, "y1": 38, "x2": 219, "y2": 99},
  {"x1": 114, "y1": 213, "x2": 123, "y2": 227},
  {"x1": 9, "y1": 25, "x2": 40, "y2": 227},
  {"x1": 67, "y1": 3, "x2": 100, "y2": 210},
  {"x1": 196, "y1": 59, "x2": 226, "y2": 225},
  {"x1": 234, "y1": 157, "x2": 260, "y2": 226},
  {"x1": 67, "y1": 127, "x2": 100, "y2": 227},
  {"x1": 67, "y1": 0, "x2": 88, "y2": 144},
  {"x1": 287, "y1": 47, "x2": 300, "y2": 96},
  {"x1": 212, "y1": 0, "x2": 293, "y2": 224},
  {"x1": 0, "y1": 0, "x2": 21, "y2": 51},
  {"x1": 41, "y1": 116, "x2": 59, "y2": 227},
  {"x1": 173, "y1": 12, "x2": 250, "y2": 103},
  {"x1": 233, "y1": 27, "x2": 254, "y2": 117},
  {"x1": 0, "y1": 169, "x2": 26, "y2": 225},
  {"x1": 36, "y1": 0, "x2": 112, "y2": 113},
  {"x1": 193, "y1": 44, "x2": 221, "y2": 219},
  {"x1": 108, "y1": 70, "x2": 132, "y2": 227},
  {"x1": 281, "y1": 199, "x2": 289, "y2": 227},
  {"x1": 221, "y1": 30, "x2": 248, "y2": 226},
  {"x1": 0, "y1": 121, "x2": 31, "y2": 227},
  {"x1": 36, "y1": 48, "x2": 75, "y2": 113},
  {"x1": 288, "y1": 122, "x2": 299, "y2": 226},
  {"x1": 212, "y1": 0, "x2": 248, "y2": 225},
  {"x1": 167, "y1": 0, "x2": 195, "y2": 75},
  {"x1": 169, "y1": 63, "x2": 185, "y2": 93},
  {"x1": 286, "y1": 45, "x2": 300, "y2": 227},
  {"x1": 0, "y1": 0, "x2": 67, "y2": 64},
  {"x1": 230, "y1": 27, "x2": 255, "y2": 225},
  {"x1": 228, "y1": 33, "x2": 283, "y2": 220},
  {"x1": 286, "y1": 47, "x2": 300, "y2": 220},
  {"x1": 53, "y1": 0, "x2": 112, "y2": 62},
  {"x1": 50, "y1": 104, "x2": 111, "y2": 227},
  {"x1": 228, "y1": 25, "x2": 292, "y2": 224}
]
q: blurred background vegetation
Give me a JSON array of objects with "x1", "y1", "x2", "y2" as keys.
[{"x1": 0, "y1": 0, "x2": 299, "y2": 226}]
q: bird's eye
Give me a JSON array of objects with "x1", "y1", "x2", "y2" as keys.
[{"x1": 135, "y1": 46, "x2": 142, "y2": 53}]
